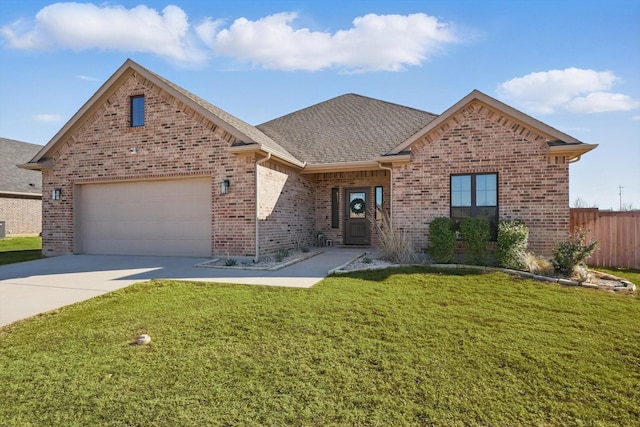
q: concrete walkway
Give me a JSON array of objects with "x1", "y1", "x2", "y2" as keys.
[{"x1": 0, "y1": 247, "x2": 366, "y2": 327}]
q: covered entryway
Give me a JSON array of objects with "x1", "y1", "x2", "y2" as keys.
[
  {"x1": 344, "y1": 187, "x2": 370, "y2": 245},
  {"x1": 76, "y1": 178, "x2": 212, "y2": 256}
]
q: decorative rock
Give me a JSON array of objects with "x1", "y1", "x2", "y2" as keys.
[
  {"x1": 532, "y1": 275, "x2": 557, "y2": 283},
  {"x1": 558, "y1": 278, "x2": 580, "y2": 286},
  {"x1": 136, "y1": 334, "x2": 151, "y2": 345}
]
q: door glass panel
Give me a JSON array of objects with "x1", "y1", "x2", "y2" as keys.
[
  {"x1": 349, "y1": 192, "x2": 366, "y2": 219},
  {"x1": 375, "y1": 186, "x2": 383, "y2": 220}
]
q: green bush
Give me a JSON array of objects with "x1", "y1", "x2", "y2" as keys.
[
  {"x1": 224, "y1": 258, "x2": 237, "y2": 266},
  {"x1": 274, "y1": 249, "x2": 290, "y2": 262},
  {"x1": 460, "y1": 217, "x2": 490, "y2": 265},
  {"x1": 428, "y1": 217, "x2": 456, "y2": 263},
  {"x1": 495, "y1": 219, "x2": 529, "y2": 270},
  {"x1": 552, "y1": 230, "x2": 599, "y2": 276}
]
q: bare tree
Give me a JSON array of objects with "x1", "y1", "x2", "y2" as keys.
[{"x1": 572, "y1": 197, "x2": 598, "y2": 208}]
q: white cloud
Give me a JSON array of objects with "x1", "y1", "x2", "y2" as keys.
[
  {"x1": 211, "y1": 12, "x2": 457, "y2": 72},
  {"x1": 1, "y1": 5, "x2": 458, "y2": 72},
  {"x1": 76, "y1": 75, "x2": 100, "y2": 82},
  {"x1": 497, "y1": 68, "x2": 640, "y2": 114},
  {"x1": 1, "y1": 3, "x2": 208, "y2": 64},
  {"x1": 33, "y1": 114, "x2": 65, "y2": 123},
  {"x1": 566, "y1": 92, "x2": 640, "y2": 114}
]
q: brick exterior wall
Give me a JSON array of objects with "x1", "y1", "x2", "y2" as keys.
[
  {"x1": 42, "y1": 73, "x2": 257, "y2": 256},
  {"x1": 258, "y1": 160, "x2": 316, "y2": 255},
  {"x1": 41, "y1": 71, "x2": 572, "y2": 258},
  {"x1": 315, "y1": 170, "x2": 390, "y2": 246},
  {"x1": 0, "y1": 195, "x2": 42, "y2": 235},
  {"x1": 393, "y1": 100, "x2": 569, "y2": 256}
]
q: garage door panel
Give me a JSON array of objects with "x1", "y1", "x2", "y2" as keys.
[{"x1": 78, "y1": 178, "x2": 212, "y2": 256}]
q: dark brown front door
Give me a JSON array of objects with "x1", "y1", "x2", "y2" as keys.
[{"x1": 344, "y1": 188, "x2": 370, "y2": 245}]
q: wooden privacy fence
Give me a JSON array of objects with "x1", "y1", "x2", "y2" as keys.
[{"x1": 570, "y1": 208, "x2": 640, "y2": 270}]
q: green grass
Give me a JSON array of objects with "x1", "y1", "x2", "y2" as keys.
[
  {"x1": 0, "y1": 236, "x2": 42, "y2": 265},
  {"x1": 1, "y1": 267, "x2": 638, "y2": 426}
]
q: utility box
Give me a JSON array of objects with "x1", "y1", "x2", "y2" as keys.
[{"x1": 0, "y1": 221, "x2": 5, "y2": 239}]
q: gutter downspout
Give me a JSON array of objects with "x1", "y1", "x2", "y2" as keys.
[
  {"x1": 254, "y1": 152, "x2": 271, "y2": 262},
  {"x1": 378, "y1": 163, "x2": 393, "y2": 227}
]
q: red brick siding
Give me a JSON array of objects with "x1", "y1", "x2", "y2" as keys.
[
  {"x1": 315, "y1": 171, "x2": 390, "y2": 246},
  {"x1": 213, "y1": 154, "x2": 257, "y2": 257},
  {"x1": 42, "y1": 73, "x2": 257, "y2": 256},
  {"x1": 0, "y1": 195, "x2": 42, "y2": 235},
  {"x1": 393, "y1": 100, "x2": 569, "y2": 256},
  {"x1": 258, "y1": 160, "x2": 316, "y2": 255}
]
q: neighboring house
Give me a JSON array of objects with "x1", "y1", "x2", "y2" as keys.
[
  {"x1": 0, "y1": 138, "x2": 42, "y2": 236},
  {"x1": 21, "y1": 59, "x2": 596, "y2": 258}
]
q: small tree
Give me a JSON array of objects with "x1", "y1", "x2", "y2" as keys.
[
  {"x1": 495, "y1": 220, "x2": 529, "y2": 270},
  {"x1": 552, "y1": 230, "x2": 599, "y2": 276},
  {"x1": 460, "y1": 217, "x2": 490, "y2": 265},
  {"x1": 428, "y1": 217, "x2": 456, "y2": 263}
]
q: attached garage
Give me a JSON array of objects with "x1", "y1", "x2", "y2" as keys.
[{"x1": 76, "y1": 178, "x2": 212, "y2": 257}]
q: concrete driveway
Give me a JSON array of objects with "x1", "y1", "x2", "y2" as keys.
[{"x1": 0, "y1": 248, "x2": 365, "y2": 327}]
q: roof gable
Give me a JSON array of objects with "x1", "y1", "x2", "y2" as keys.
[
  {"x1": 0, "y1": 138, "x2": 42, "y2": 195},
  {"x1": 257, "y1": 94, "x2": 437, "y2": 164},
  {"x1": 24, "y1": 59, "x2": 296, "y2": 169},
  {"x1": 390, "y1": 90, "x2": 597, "y2": 161}
]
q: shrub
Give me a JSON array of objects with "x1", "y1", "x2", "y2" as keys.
[
  {"x1": 460, "y1": 217, "x2": 490, "y2": 265},
  {"x1": 428, "y1": 217, "x2": 456, "y2": 263},
  {"x1": 274, "y1": 249, "x2": 290, "y2": 262},
  {"x1": 552, "y1": 230, "x2": 599, "y2": 276},
  {"x1": 495, "y1": 219, "x2": 529, "y2": 270},
  {"x1": 374, "y1": 211, "x2": 417, "y2": 264},
  {"x1": 301, "y1": 247, "x2": 309, "y2": 253},
  {"x1": 224, "y1": 258, "x2": 237, "y2": 266},
  {"x1": 362, "y1": 256, "x2": 373, "y2": 264}
]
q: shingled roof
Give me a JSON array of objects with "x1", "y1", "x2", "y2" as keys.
[
  {"x1": 257, "y1": 94, "x2": 438, "y2": 164},
  {"x1": 0, "y1": 138, "x2": 42, "y2": 195}
]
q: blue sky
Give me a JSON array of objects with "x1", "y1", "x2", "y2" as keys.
[{"x1": 1, "y1": 0, "x2": 638, "y2": 209}]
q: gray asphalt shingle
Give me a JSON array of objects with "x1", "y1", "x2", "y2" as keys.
[
  {"x1": 257, "y1": 94, "x2": 438, "y2": 164},
  {"x1": 0, "y1": 138, "x2": 42, "y2": 194}
]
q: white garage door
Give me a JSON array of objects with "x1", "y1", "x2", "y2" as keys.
[{"x1": 78, "y1": 178, "x2": 212, "y2": 256}]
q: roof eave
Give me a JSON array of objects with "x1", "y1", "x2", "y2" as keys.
[
  {"x1": 300, "y1": 160, "x2": 380, "y2": 174},
  {"x1": 18, "y1": 159, "x2": 53, "y2": 171},
  {"x1": 0, "y1": 190, "x2": 42, "y2": 198},
  {"x1": 549, "y1": 143, "x2": 598, "y2": 162},
  {"x1": 228, "y1": 143, "x2": 306, "y2": 168},
  {"x1": 375, "y1": 152, "x2": 411, "y2": 167}
]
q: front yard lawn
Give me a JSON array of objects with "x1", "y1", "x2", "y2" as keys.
[
  {"x1": 0, "y1": 236, "x2": 42, "y2": 265},
  {"x1": 1, "y1": 267, "x2": 638, "y2": 426}
]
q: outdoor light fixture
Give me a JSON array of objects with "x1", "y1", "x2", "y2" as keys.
[
  {"x1": 220, "y1": 179, "x2": 230, "y2": 194},
  {"x1": 52, "y1": 188, "x2": 62, "y2": 200}
]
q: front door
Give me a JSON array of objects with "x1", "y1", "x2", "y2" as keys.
[{"x1": 344, "y1": 188, "x2": 370, "y2": 245}]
